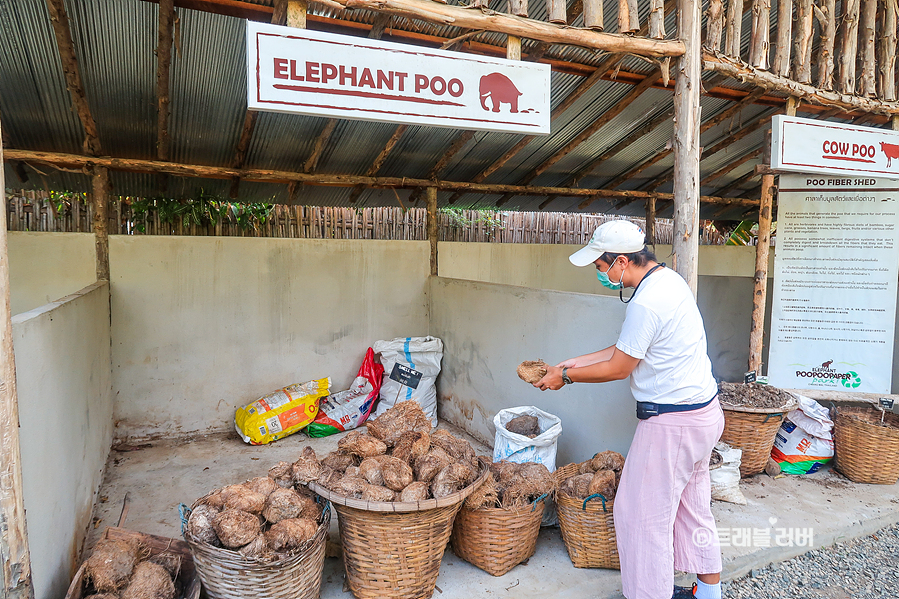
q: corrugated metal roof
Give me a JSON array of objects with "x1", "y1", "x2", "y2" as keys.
[{"x1": 0, "y1": 0, "x2": 807, "y2": 220}]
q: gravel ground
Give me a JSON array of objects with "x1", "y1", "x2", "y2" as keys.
[{"x1": 722, "y1": 521, "x2": 899, "y2": 598}]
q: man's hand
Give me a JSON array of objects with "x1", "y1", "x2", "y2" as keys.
[{"x1": 535, "y1": 365, "x2": 565, "y2": 391}]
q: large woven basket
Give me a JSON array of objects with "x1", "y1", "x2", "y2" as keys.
[
  {"x1": 553, "y1": 463, "x2": 620, "y2": 570},
  {"x1": 834, "y1": 406, "x2": 899, "y2": 484},
  {"x1": 309, "y1": 464, "x2": 489, "y2": 599},
  {"x1": 450, "y1": 498, "x2": 546, "y2": 576},
  {"x1": 721, "y1": 400, "x2": 797, "y2": 476},
  {"x1": 182, "y1": 500, "x2": 330, "y2": 599}
]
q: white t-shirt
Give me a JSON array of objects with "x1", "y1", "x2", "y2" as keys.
[{"x1": 615, "y1": 267, "x2": 718, "y2": 405}]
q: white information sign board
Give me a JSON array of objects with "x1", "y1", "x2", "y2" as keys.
[
  {"x1": 768, "y1": 174, "x2": 899, "y2": 393},
  {"x1": 247, "y1": 22, "x2": 551, "y2": 134},
  {"x1": 772, "y1": 115, "x2": 899, "y2": 179}
]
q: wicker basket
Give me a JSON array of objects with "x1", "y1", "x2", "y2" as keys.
[
  {"x1": 553, "y1": 463, "x2": 620, "y2": 570},
  {"x1": 721, "y1": 400, "x2": 797, "y2": 477},
  {"x1": 183, "y1": 500, "x2": 330, "y2": 599},
  {"x1": 65, "y1": 527, "x2": 201, "y2": 599},
  {"x1": 834, "y1": 406, "x2": 899, "y2": 484},
  {"x1": 309, "y1": 464, "x2": 489, "y2": 599},
  {"x1": 450, "y1": 498, "x2": 546, "y2": 576}
]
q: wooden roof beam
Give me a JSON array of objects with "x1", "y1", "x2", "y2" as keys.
[
  {"x1": 304, "y1": 119, "x2": 338, "y2": 173},
  {"x1": 4, "y1": 149, "x2": 758, "y2": 207},
  {"x1": 348, "y1": 124, "x2": 408, "y2": 203},
  {"x1": 45, "y1": 0, "x2": 102, "y2": 156}
]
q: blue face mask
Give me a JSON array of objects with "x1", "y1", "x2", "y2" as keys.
[{"x1": 596, "y1": 261, "x2": 623, "y2": 290}]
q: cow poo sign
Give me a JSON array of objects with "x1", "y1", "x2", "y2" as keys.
[
  {"x1": 767, "y1": 174, "x2": 899, "y2": 393},
  {"x1": 247, "y1": 22, "x2": 550, "y2": 134}
]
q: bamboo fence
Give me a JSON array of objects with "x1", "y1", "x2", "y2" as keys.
[{"x1": 4, "y1": 190, "x2": 728, "y2": 245}]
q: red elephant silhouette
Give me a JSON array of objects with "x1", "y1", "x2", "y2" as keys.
[
  {"x1": 479, "y1": 72, "x2": 522, "y2": 113},
  {"x1": 822, "y1": 359, "x2": 833, "y2": 368}
]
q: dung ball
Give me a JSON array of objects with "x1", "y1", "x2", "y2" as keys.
[
  {"x1": 391, "y1": 430, "x2": 431, "y2": 464},
  {"x1": 399, "y1": 481, "x2": 430, "y2": 502},
  {"x1": 186, "y1": 504, "x2": 221, "y2": 546},
  {"x1": 516, "y1": 360, "x2": 548, "y2": 384},
  {"x1": 221, "y1": 484, "x2": 266, "y2": 515},
  {"x1": 338, "y1": 430, "x2": 388, "y2": 458},
  {"x1": 268, "y1": 461, "x2": 294, "y2": 487},
  {"x1": 361, "y1": 483, "x2": 396, "y2": 502},
  {"x1": 120, "y1": 561, "x2": 175, "y2": 599},
  {"x1": 85, "y1": 538, "x2": 140, "y2": 592},
  {"x1": 413, "y1": 446, "x2": 453, "y2": 483},
  {"x1": 244, "y1": 476, "x2": 280, "y2": 498},
  {"x1": 366, "y1": 400, "x2": 432, "y2": 445},
  {"x1": 212, "y1": 509, "x2": 261, "y2": 549},
  {"x1": 505, "y1": 414, "x2": 540, "y2": 437},
  {"x1": 262, "y1": 487, "x2": 305, "y2": 523},
  {"x1": 591, "y1": 451, "x2": 625, "y2": 473},
  {"x1": 321, "y1": 451, "x2": 358, "y2": 473},
  {"x1": 264, "y1": 518, "x2": 318, "y2": 552},
  {"x1": 588, "y1": 469, "x2": 617, "y2": 500},
  {"x1": 380, "y1": 456, "x2": 414, "y2": 491}
]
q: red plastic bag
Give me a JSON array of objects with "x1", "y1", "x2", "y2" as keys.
[{"x1": 306, "y1": 348, "x2": 384, "y2": 437}]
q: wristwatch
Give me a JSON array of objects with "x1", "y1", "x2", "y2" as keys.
[{"x1": 562, "y1": 367, "x2": 573, "y2": 385}]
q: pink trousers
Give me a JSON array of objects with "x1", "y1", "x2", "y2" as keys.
[{"x1": 612, "y1": 399, "x2": 725, "y2": 599}]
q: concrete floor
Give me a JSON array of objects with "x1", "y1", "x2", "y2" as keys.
[{"x1": 87, "y1": 426, "x2": 899, "y2": 599}]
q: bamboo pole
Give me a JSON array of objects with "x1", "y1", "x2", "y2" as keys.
[
  {"x1": 860, "y1": 0, "x2": 877, "y2": 97},
  {"x1": 772, "y1": 0, "x2": 792, "y2": 75},
  {"x1": 427, "y1": 187, "x2": 438, "y2": 275},
  {"x1": 703, "y1": 53, "x2": 899, "y2": 115},
  {"x1": 618, "y1": 0, "x2": 639, "y2": 32},
  {"x1": 673, "y1": 0, "x2": 701, "y2": 295},
  {"x1": 882, "y1": 0, "x2": 898, "y2": 101},
  {"x1": 725, "y1": 0, "x2": 744, "y2": 57},
  {"x1": 583, "y1": 0, "x2": 603, "y2": 30},
  {"x1": 839, "y1": 0, "x2": 860, "y2": 94},
  {"x1": 749, "y1": 0, "x2": 770, "y2": 68},
  {"x1": 4, "y1": 149, "x2": 757, "y2": 206},
  {"x1": 0, "y1": 118, "x2": 35, "y2": 599},
  {"x1": 706, "y1": 0, "x2": 724, "y2": 50},
  {"x1": 793, "y1": 0, "x2": 814, "y2": 83},
  {"x1": 813, "y1": 0, "x2": 835, "y2": 89}
]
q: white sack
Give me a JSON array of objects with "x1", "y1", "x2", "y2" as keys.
[{"x1": 372, "y1": 336, "x2": 443, "y2": 426}]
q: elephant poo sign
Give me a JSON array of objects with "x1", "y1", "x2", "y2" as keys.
[
  {"x1": 772, "y1": 115, "x2": 899, "y2": 179},
  {"x1": 247, "y1": 22, "x2": 550, "y2": 134}
]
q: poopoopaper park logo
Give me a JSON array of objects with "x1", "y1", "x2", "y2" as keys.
[{"x1": 791, "y1": 359, "x2": 864, "y2": 389}]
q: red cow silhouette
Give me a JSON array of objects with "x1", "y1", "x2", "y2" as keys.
[
  {"x1": 479, "y1": 73, "x2": 522, "y2": 113},
  {"x1": 880, "y1": 142, "x2": 899, "y2": 167},
  {"x1": 821, "y1": 359, "x2": 833, "y2": 368}
]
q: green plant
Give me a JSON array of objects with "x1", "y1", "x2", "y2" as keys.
[
  {"x1": 129, "y1": 190, "x2": 273, "y2": 233},
  {"x1": 439, "y1": 208, "x2": 506, "y2": 233}
]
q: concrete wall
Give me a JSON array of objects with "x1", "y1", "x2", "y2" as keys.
[
  {"x1": 12, "y1": 282, "x2": 113, "y2": 599},
  {"x1": 429, "y1": 276, "x2": 637, "y2": 465},
  {"x1": 110, "y1": 237, "x2": 431, "y2": 440},
  {"x1": 7, "y1": 232, "x2": 96, "y2": 315},
  {"x1": 439, "y1": 242, "x2": 773, "y2": 383}
]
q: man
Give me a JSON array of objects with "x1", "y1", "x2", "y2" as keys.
[{"x1": 535, "y1": 220, "x2": 724, "y2": 599}]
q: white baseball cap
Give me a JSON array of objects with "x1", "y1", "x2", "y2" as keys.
[{"x1": 569, "y1": 220, "x2": 646, "y2": 267}]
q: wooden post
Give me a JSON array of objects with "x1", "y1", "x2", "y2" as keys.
[
  {"x1": 507, "y1": 35, "x2": 522, "y2": 60},
  {"x1": 547, "y1": 0, "x2": 566, "y2": 23},
  {"x1": 673, "y1": 0, "x2": 701, "y2": 295},
  {"x1": 618, "y1": 0, "x2": 639, "y2": 32},
  {"x1": 287, "y1": 0, "x2": 307, "y2": 28},
  {"x1": 839, "y1": 0, "x2": 860, "y2": 94},
  {"x1": 880, "y1": 0, "x2": 898, "y2": 101},
  {"x1": 772, "y1": 0, "x2": 792, "y2": 75},
  {"x1": 859, "y1": 0, "x2": 877, "y2": 97},
  {"x1": 725, "y1": 0, "x2": 744, "y2": 58},
  {"x1": 649, "y1": 0, "x2": 666, "y2": 38},
  {"x1": 749, "y1": 173, "x2": 774, "y2": 374},
  {"x1": 815, "y1": 0, "x2": 836, "y2": 89},
  {"x1": 584, "y1": 0, "x2": 603, "y2": 30},
  {"x1": 426, "y1": 187, "x2": 438, "y2": 276},
  {"x1": 645, "y1": 197, "x2": 656, "y2": 245},
  {"x1": 92, "y1": 167, "x2": 111, "y2": 281},
  {"x1": 0, "y1": 117, "x2": 35, "y2": 599},
  {"x1": 156, "y1": 0, "x2": 174, "y2": 162},
  {"x1": 509, "y1": 0, "x2": 528, "y2": 17},
  {"x1": 706, "y1": 0, "x2": 724, "y2": 50},
  {"x1": 750, "y1": 0, "x2": 770, "y2": 68},
  {"x1": 793, "y1": 0, "x2": 814, "y2": 83}
]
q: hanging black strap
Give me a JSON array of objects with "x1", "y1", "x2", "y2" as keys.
[{"x1": 620, "y1": 262, "x2": 665, "y2": 304}]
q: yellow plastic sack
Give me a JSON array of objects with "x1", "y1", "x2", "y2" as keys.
[{"x1": 235, "y1": 378, "x2": 331, "y2": 445}]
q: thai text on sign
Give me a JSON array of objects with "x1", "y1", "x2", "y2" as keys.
[{"x1": 247, "y1": 22, "x2": 551, "y2": 134}]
